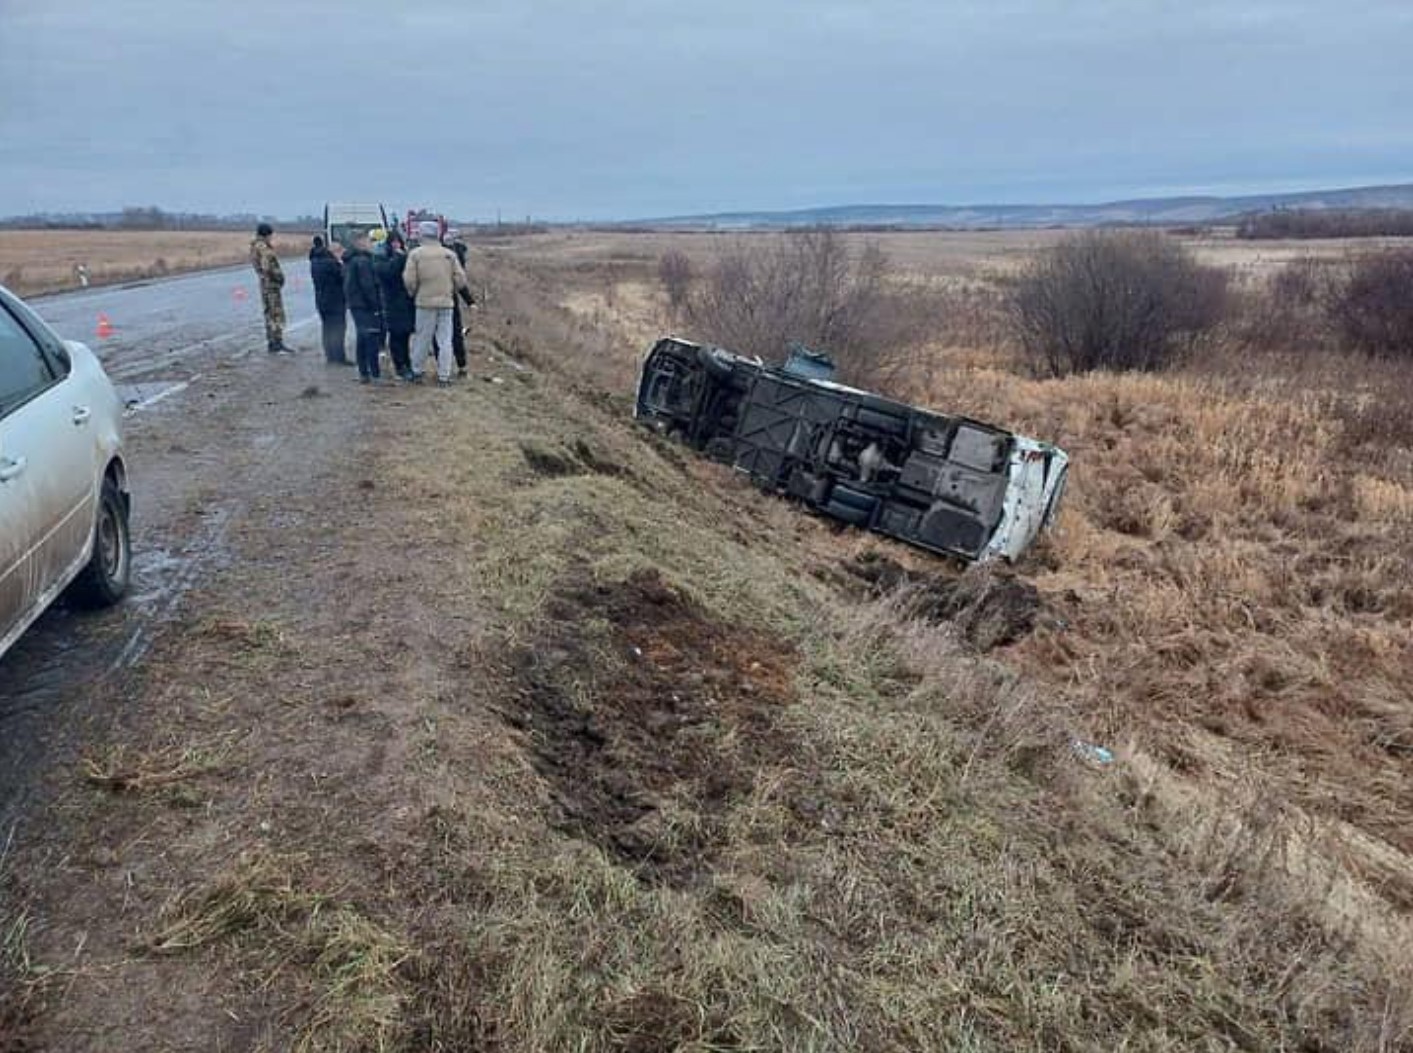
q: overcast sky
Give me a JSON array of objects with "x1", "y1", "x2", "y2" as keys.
[{"x1": 2, "y1": 1, "x2": 1410, "y2": 220}]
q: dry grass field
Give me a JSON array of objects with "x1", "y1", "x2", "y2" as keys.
[
  {"x1": 475, "y1": 229, "x2": 1413, "y2": 1045},
  {"x1": 515, "y1": 232, "x2": 1413, "y2": 851},
  {"x1": 0, "y1": 230, "x2": 310, "y2": 297}
]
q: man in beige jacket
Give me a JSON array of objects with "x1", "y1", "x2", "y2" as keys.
[{"x1": 403, "y1": 221, "x2": 472, "y2": 385}]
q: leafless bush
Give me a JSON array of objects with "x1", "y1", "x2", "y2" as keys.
[
  {"x1": 685, "y1": 229, "x2": 925, "y2": 384},
  {"x1": 657, "y1": 250, "x2": 693, "y2": 313},
  {"x1": 1327, "y1": 248, "x2": 1413, "y2": 359},
  {"x1": 924, "y1": 278, "x2": 1011, "y2": 350},
  {"x1": 1232, "y1": 256, "x2": 1343, "y2": 351},
  {"x1": 1273, "y1": 256, "x2": 1335, "y2": 309},
  {"x1": 1009, "y1": 230, "x2": 1229, "y2": 376}
]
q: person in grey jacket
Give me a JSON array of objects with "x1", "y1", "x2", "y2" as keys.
[{"x1": 404, "y1": 221, "x2": 471, "y2": 386}]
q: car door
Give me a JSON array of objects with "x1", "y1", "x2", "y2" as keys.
[{"x1": 0, "y1": 300, "x2": 90, "y2": 644}]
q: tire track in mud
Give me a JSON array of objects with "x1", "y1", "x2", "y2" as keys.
[
  {"x1": 0, "y1": 337, "x2": 353, "y2": 824},
  {"x1": 108, "y1": 495, "x2": 241, "y2": 673}
]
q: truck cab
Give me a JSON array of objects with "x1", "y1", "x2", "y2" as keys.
[{"x1": 323, "y1": 203, "x2": 390, "y2": 249}]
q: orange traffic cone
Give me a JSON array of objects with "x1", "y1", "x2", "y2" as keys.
[{"x1": 96, "y1": 313, "x2": 114, "y2": 338}]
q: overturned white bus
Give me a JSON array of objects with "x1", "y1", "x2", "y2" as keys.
[{"x1": 634, "y1": 337, "x2": 1069, "y2": 563}]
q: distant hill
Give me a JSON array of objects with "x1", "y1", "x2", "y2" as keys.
[{"x1": 630, "y1": 183, "x2": 1413, "y2": 230}]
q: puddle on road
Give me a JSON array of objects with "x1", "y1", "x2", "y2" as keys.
[
  {"x1": 0, "y1": 545, "x2": 205, "y2": 711},
  {"x1": 126, "y1": 547, "x2": 191, "y2": 605},
  {"x1": 0, "y1": 542, "x2": 210, "y2": 808},
  {"x1": 0, "y1": 629, "x2": 85, "y2": 712}
]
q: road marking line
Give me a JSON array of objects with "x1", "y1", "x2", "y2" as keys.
[
  {"x1": 123, "y1": 380, "x2": 193, "y2": 414},
  {"x1": 109, "y1": 314, "x2": 319, "y2": 379}
]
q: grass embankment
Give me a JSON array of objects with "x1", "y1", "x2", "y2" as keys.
[
  {"x1": 0, "y1": 230, "x2": 312, "y2": 297},
  {"x1": 497, "y1": 234, "x2": 1413, "y2": 1047},
  {"x1": 1, "y1": 233, "x2": 1409, "y2": 1050},
  {"x1": 535, "y1": 233, "x2": 1413, "y2": 892}
]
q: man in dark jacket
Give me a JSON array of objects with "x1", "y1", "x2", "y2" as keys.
[
  {"x1": 309, "y1": 235, "x2": 349, "y2": 365},
  {"x1": 342, "y1": 231, "x2": 384, "y2": 383},
  {"x1": 374, "y1": 232, "x2": 419, "y2": 381}
]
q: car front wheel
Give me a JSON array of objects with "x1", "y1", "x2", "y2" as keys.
[{"x1": 70, "y1": 480, "x2": 131, "y2": 608}]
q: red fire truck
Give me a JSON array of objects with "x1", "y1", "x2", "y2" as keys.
[{"x1": 399, "y1": 208, "x2": 448, "y2": 243}]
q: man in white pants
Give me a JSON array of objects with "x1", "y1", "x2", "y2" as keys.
[{"x1": 403, "y1": 221, "x2": 472, "y2": 386}]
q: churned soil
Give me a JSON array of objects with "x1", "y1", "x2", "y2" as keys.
[{"x1": 504, "y1": 568, "x2": 797, "y2": 886}]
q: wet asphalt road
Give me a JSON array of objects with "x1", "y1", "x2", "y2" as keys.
[
  {"x1": 34, "y1": 259, "x2": 318, "y2": 380},
  {"x1": 0, "y1": 260, "x2": 322, "y2": 818}
]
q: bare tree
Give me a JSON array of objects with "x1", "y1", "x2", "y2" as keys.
[
  {"x1": 657, "y1": 250, "x2": 694, "y2": 315},
  {"x1": 685, "y1": 229, "x2": 923, "y2": 384},
  {"x1": 1009, "y1": 230, "x2": 1228, "y2": 376},
  {"x1": 1230, "y1": 256, "x2": 1343, "y2": 352}
]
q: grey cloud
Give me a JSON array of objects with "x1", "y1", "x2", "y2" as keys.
[{"x1": 1, "y1": 0, "x2": 1409, "y2": 219}]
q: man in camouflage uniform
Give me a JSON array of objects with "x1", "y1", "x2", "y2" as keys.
[{"x1": 249, "y1": 222, "x2": 290, "y2": 354}]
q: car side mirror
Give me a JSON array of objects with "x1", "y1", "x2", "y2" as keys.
[{"x1": 51, "y1": 342, "x2": 73, "y2": 376}]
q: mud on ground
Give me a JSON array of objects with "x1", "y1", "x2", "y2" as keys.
[{"x1": 503, "y1": 567, "x2": 797, "y2": 886}]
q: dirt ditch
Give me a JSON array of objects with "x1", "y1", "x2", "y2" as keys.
[
  {"x1": 519, "y1": 437, "x2": 631, "y2": 480},
  {"x1": 841, "y1": 551, "x2": 1045, "y2": 651},
  {"x1": 500, "y1": 568, "x2": 797, "y2": 886}
]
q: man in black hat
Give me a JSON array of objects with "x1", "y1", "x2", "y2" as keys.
[
  {"x1": 249, "y1": 222, "x2": 290, "y2": 354},
  {"x1": 444, "y1": 228, "x2": 474, "y2": 377},
  {"x1": 342, "y1": 230, "x2": 385, "y2": 383},
  {"x1": 309, "y1": 235, "x2": 349, "y2": 364}
]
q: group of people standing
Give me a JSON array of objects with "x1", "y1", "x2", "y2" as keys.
[{"x1": 302, "y1": 221, "x2": 475, "y2": 387}]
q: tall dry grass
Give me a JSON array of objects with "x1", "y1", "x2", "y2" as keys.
[
  {"x1": 473, "y1": 232, "x2": 1413, "y2": 1046},
  {"x1": 400, "y1": 313, "x2": 1413, "y2": 1046},
  {"x1": 864, "y1": 313, "x2": 1413, "y2": 933}
]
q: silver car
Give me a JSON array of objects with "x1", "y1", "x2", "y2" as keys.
[{"x1": 0, "y1": 285, "x2": 131, "y2": 660}]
